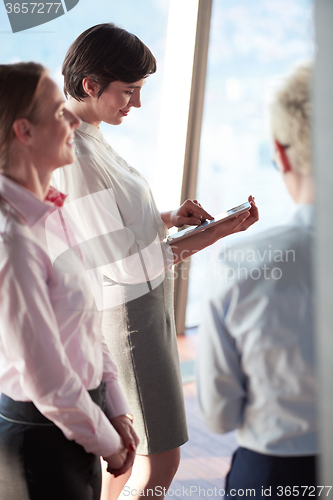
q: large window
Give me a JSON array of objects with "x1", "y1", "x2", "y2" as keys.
[
  {"x1": 186, "y1": 0, "x2": 314, "y2": 327},
  {"x1": 0, "y1": 0, "x2": 314, "y2": 329}
]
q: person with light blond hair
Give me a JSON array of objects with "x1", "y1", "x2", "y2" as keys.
[{"x1": 197, "y1": 62, "x2": 317, "y2": 498}]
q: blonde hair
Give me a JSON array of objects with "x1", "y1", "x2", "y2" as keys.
[
  {"x1": 0, "y1": 62, "x2": 47, "y2": 172},
  {"x1": 270, "y1": 63, "x2": 313, "y2": 175}
]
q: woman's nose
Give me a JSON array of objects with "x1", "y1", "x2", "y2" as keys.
[{"x1": 130, "y1": 90, "x2": 141, "y2": 109}]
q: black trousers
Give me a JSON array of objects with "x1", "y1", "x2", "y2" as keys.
[
  {"x1": 225, "y1": 447, "x2": 317, "y2": 500},
  {"x1": 0, "y1": 385, "x2": 106, "y2": 500}
]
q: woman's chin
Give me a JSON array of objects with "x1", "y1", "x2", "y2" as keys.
[{"x1": 64, "y1": 152, "x2": 76, "y2": 166}]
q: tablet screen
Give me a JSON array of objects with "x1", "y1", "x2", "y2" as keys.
[{"x1": 166, "y1": 201, "x2": 251, "y2": 244}]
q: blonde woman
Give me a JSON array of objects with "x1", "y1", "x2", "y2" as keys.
[{"x1": 0, "y1": 62, "x2": 137, "y2": 500}]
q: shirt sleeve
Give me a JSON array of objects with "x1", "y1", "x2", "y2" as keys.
[
  {"x1": 0, "y1": 228, "x2": 122, "y2": 458},
  {"x1": 52, "y1": 155, "x2": 175, "y2": 286},
  {"x1": 196, "y1": 277, "x2": 246, "y2": 434}
]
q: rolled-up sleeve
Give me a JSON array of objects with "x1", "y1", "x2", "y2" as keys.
[{"x1": 53, "y1": 156, "x2": 175, "y2": 286}]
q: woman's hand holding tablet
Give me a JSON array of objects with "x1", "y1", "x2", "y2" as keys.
[{"x1": 166, "y1": 201, "x2": 252, "y2": 244}]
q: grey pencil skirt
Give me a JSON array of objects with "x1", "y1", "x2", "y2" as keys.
[{"x1": 102, "y1": 270, "x2": 188, "y2": 455}]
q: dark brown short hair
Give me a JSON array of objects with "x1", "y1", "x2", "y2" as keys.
[
  {"x1": 0, "y1": 62, "x2": 47, "y2": 172},
  {"x1": 62, "y1": 23, "x2": 157, "y2": 101}
]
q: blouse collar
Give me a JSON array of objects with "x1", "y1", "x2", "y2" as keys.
[{"x1": 76, "y1": 121, "x2": 107, "y2": 144}]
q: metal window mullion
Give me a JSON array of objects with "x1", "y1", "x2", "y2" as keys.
[
  {"x1": 174, "y1": 0, "x2": 213, "y2": 335},
  {"x1": 314, "y1": 0, "x2": 333, "y2": 485}
]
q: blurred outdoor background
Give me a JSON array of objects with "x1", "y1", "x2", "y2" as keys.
[{"x1": 0, "y1": 0, "x2": 314, "y2": 327}]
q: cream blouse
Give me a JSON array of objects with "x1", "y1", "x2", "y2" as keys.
[{"x1": 52, "y1": 121, "x2": 174, "y2": 302}]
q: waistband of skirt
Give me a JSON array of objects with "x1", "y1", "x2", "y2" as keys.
[{"x1": 0, "y1": 382, "x2": 106, "y2": 426}]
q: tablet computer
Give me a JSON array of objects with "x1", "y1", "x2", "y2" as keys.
[{"x1": 165, "y1": 201, "x2": 251, "y2": 244}]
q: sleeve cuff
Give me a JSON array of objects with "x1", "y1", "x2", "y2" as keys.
[
  {"x1": 161, "y1": 241, "x2": 175, "y2": 270},
  {"x1": 104, "y1": 380, "x2": 132, "y2": 419}
]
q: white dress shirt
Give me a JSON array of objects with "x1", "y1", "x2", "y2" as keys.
[
  {"x1": 52, "y1": 122, "x2": 174, "y2": 300},
  {"x1": 0, "y1": 174, "x2": 131, "y2": 457},
  {"x1": 197, "y1": 205, "x2": 317, "y2": 456}
]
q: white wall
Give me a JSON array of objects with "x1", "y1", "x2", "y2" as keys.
[{"x1": 314, "y1": 0, "x2": 333, "y2": 486}]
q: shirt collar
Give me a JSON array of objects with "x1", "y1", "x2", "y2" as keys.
[
  {"x1": 290, "y1": 203, "x2": 315, "y2": 228},
  {"x1": 0, "y1": 174, "x2": 66, "y2": 227},
  {"x1": 76, "y1": 121, "x2": 107, "y2": 144}
]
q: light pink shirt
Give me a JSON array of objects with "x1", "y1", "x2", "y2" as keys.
[
  {"x1": 52, "y1": 122, "x2": 175, "y2": 294},
  {"x1": 0, "y1": 174, "x2": 131, "y2": 457}
]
